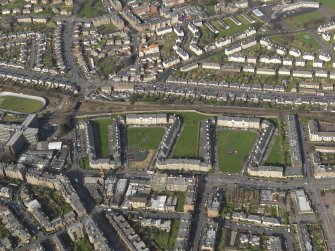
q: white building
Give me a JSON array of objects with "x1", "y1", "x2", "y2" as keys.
[
  {"x1": 289, "y1": 48, "x2": 301, "y2": 57},
  {"x1": 282, "y1": 58, "x2": 293, "y2": 66},
  {"x1": 313, "y1": 60, "x2": 323, "y2": 68},
  {"x1": 156, "y1": 26, "x2": 173, "y2": 36},
  {"x1": 256, "y1": 68, "x2": 276, "y2": 76},
  {"x1": 278, "y1": 68, "x2": 291, "y2": 76},
  {"x1": 295, "y1": 59, "x2": 306, "y2": 67},
  {"x1": 228, "y1": 54, "x2": 245, "y2": 63},
  {"x1": 292, "y1": 70, "x2": 313, "y2": 78},
  {"x1": 189, "y1": 44, "x2": 203, "y2": 55},
  {"x1": 202, "y1": 62, "x2": 221, "y2": 70},
  {"x1": 319, "y1": 53, "x2": 332, "y2": 62}
]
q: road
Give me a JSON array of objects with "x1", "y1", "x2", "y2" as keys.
[
  {"x1": 191, "y1": 177, "x2": 210, "y2": 251},
  {"x1": 63, "y1": 19, "x2": 81, "y2": 80}
]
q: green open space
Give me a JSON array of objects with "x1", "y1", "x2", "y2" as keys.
[
  {"x1": 0, "y1": 95, "x2": 44, "y2": 113},
  {"x1": 97, "y1": 57, "x2": 123, "y2": 76},
  {"x1": 131, "y1": 218, "x2": 180, "y2": 250},
  {"x1": 74, "y1": 236, "x2": 94, "y2": 251},
  {"x1": 217, "y1": 130, "x2": 256, "y2": 173},
  {"x1": 265, "y1": 135, "x2": 285, "y2": 166},
  {"x1": 0, "y1": 222, "x2": 10, "y2": 239},
  {"x1": 90, "y1": 118, "x2": 114, "y2": 158},
  {"x1": 28, "y1": 185, "x2": 72, "y2": 220},
  {"x1": 318, "y1": 0, "x2": 335, "y2": 11},
  {"x1": 158, "y1": 32, "x2": 177, "y2": 61},
  {"x1": 79, "y1": 157, "x2": 91, "y2": 170},
  {"x1": 307, "y1": 224, "x2": 327, "y2": 250},
  {"x1": 172, "y1": 112, "x2": 209, "y2": 158},
  {"x1": 218, "y1": 228, "x2": 227, "y2": 251},
  {"x1": 144, "y1": 220, "x2": 180, "y2": 250},
  {"x1": 176, "y1": 192, "x2": 186, "y2": 212},
  {"x1": 128, "y1": 127, "x2": 165, "y2": 150},
  {"x1": 96, "y1": 23, "x2": 117, "y2": 34},
  {"x1": 271, "y1": 32, "x2": 320, "y2": 53},
  {"x1": 77, "y1": 0, "x2": 107, "y2": 18},
  {"x1": 0, "y1": 0, "x2": 26, "y2": 10},
  {"x1": 287, "y1": 11, "x2": 327, "y2": 29}
]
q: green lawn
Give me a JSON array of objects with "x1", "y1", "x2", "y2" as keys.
[
  {"x1": 0, "y1": 96, "x2": 44, "y2": 113},
  {"x1": 217, "y1": 130, "x2": 256, "y2": 173},
  {"x1": 219, "y1": 18, "x2": 251, "y2": 37},
  {"x1": 147, "y1": 219, "x2": 180, "y2": 250},
  {"x1": 127, "y1": 127, "x2": 165, "y2": 150},
  {"x1": 319, "y1": 0, "x2": 335, "y2": 11},
  {"x1": 28, "y1": 185, "x2": 72, "y2": 221},
  {"x1": 149, "y1": 228, "x2": 170, "y2": 250},
  {"x1": 176, "y1": 192, "x2": 186, "y2": 212},
  {"x1": 79, "y1": 157, "x2": 91, "y2": 169},
  {"x1": 159, "y1": 32, "x2": 177, "y2": 61},
  {"x1": 96, "y1": 23, "x2": 117, "y2": 34},
  {"x1": 271, "y1": 32, "x2": 320, "y2": 53},
  {"x1": 287, "y1": 11, "x2": 327, "y2": 29},
  {"x1": 265, "y1": 135, "x2": 285, "y2": 166},
  {"x1": 172, "y1": 112, "x2": 209, "y2": 158},
  {"x1": 77, "y1": 0, "x2": 107, "y2": 18},
  {"x1": 90, "y1": 118, "x2": 114, "y2": 158},
  {"x1": 74, "y1": 236, "x2": 94, "y2": 251},
  {"x1": 168, "y1": 220, "x2": 180, "y2": 249},
  {"x1": 218, "y1": 228, "x2": 227, "y2": 251},
  {"x1": 98, "y1": 58, "x2": 122, "y2": 76}
]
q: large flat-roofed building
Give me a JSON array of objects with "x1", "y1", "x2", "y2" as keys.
[
  {"x1": 0, "y1": 114, "x2": 40, "y2": 155},
  {"x1": 5, "y1": 131, "x2": 26, "y2": 156},
  {"x1": 217, "y1": 116, "x2": 260, "y2": 129},
  {"x1": 291, "y1": 190, "x2": 313, "y2": 214},
  {"x1": 21, "y1": 114, "x2": 38, "y2": 129},
  {"x1": 308, "y1": 120, "x2": 335, "y2": 142},
  {"x1": 126, "y1": 113, "x2": 168, "y2": 125},
  {"x1": 23, "y1": 127, "x2": 39, "y2": 145}
]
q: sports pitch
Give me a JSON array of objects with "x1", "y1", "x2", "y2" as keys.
[{"x1": 0, "y1": 96, "x2": 45, "y2": 113}]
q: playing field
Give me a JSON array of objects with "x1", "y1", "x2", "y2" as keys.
[
  {"x1": 172, "y1": 112, "x2": 209, "y2": 158},
  {"x1": 0, "y1": 96, "x2": 44, "y2": 113},
  {"x1": 217, "y1": 130, "x2": 256, "y2": 173},
  {"x1": 128, "y1": 127, "x2": 165, "y2": 150}
]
